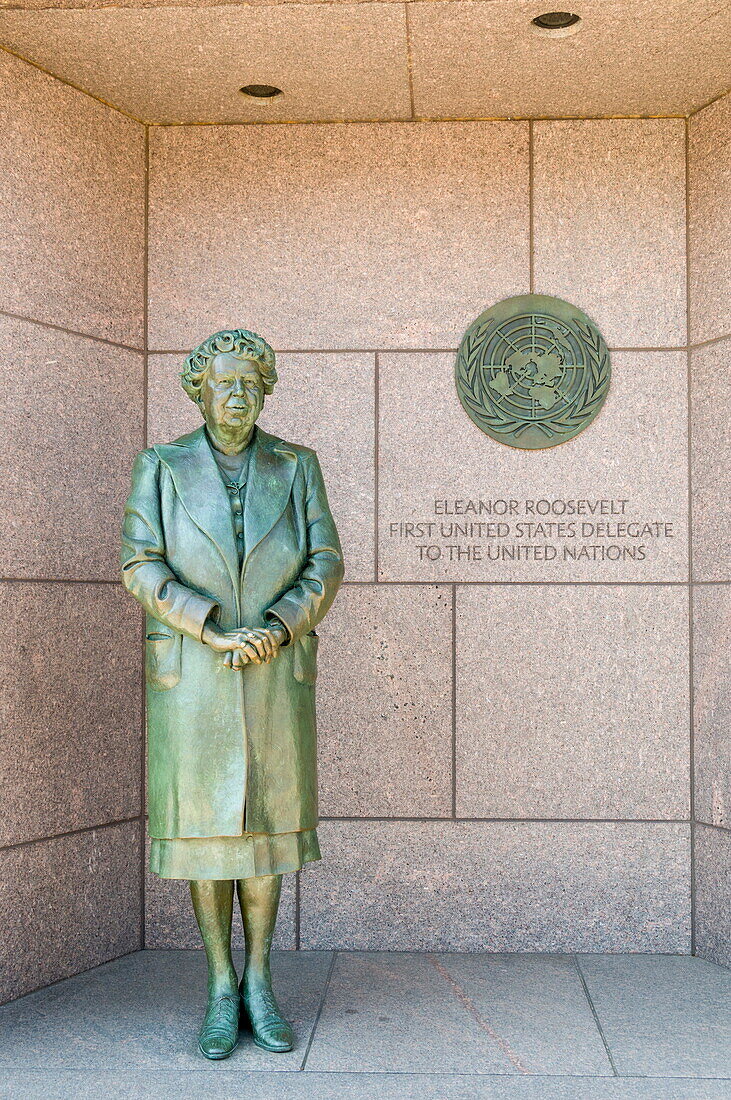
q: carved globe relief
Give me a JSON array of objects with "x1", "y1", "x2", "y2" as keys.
[{"x1": 455, "y1": 294, "x2": 611, "y2": 450}]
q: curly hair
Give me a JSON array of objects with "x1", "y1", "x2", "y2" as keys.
[{"x1": 181, "y1": 329, "x2": 278, "y2": 404}]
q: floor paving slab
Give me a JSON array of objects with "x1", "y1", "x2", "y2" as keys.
[
  {"x1": 304, "y1": 952, "x2": 613, "y2": 1075},
  {"x1": 577, "y1": 954, "x2": 731, "y2": 1078},
  {"x1": 1, "y1": 951, "x2": 730, "y2": 1097},
  {"x1": 0, "y1": 1070, "x2": 729, "y2": 1100},
  {"x1": 0, "y1": 950, "x2": 332, "y2": 1072}
]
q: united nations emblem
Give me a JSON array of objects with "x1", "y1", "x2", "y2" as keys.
[{"x1": 455, "y1": 294, "x2": 611, "y2": 449}]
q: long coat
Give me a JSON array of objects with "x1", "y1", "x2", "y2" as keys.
[{"x1": 120, "y1": 424, "x2": 344, "y2": 840}]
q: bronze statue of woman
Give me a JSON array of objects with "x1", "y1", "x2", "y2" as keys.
[{"x1": 121, "y1": 329, "x2": 344, "y2": 1059}]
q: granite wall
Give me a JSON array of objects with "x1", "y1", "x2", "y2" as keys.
[
  {"x1": 144, "y1": 115, "x2": 701, "y2": 954},
  {"x1": 0, "y1": 52, "x2": 145, "y2": 1001},
  {"x1": 2, "y1": 50, "x2": 727, "y2": 982},
  {"x1": 689, "y1": 91, "x2": 731, "y2": 968}
]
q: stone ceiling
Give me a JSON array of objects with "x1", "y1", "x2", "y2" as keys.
[{"x1": 0, "y1": 0, "x2": 729, "y2": 124}]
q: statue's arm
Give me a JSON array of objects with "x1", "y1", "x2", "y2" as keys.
[
  {"x1": 120, "y1": 450, "x2": 221, "y2": 641},
  {"x1": 264, "y1": 451, "x2": 345, "y2": 643}
]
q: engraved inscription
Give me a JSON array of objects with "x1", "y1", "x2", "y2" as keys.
[{"x1": 386, "y1": 498, "x2": 676, "y2": 567}]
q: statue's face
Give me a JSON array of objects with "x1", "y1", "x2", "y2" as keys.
[{"x1": 199, "y1": 353, "x2": 265, "y2": 433}]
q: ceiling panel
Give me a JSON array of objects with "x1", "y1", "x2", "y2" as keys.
[
  {"x1": 0, "y1": 0, "x2": 728, "y2": 123},
  {"x1": 0, "y1": 3, "x2": 411, "y2": 123},
  {"x1": 0, "y1": 0, "x2": 356, "y2": 5},
  {"x1": 409, "y1": 0, "x2": 731, "y2": 119}
]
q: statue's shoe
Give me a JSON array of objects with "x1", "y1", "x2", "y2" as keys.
[
  {"x1": 198, "y1": 993, "x2": 240, "y2": 1060},
  {"x1": 240, "y1": 984, "x2": 294, "y2": 1053}
]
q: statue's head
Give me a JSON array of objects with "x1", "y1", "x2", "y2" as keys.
[{"x1": 181, "y1": 329, "x2": 277, "y2": 436}]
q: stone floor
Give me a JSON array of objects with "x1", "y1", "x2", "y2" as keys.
[{"x1": 0, "y1": 951, "x2": 729, "y2": 1098}]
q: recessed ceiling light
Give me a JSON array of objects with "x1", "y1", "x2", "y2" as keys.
[
  {"x1": 532, "y1": 11, "x2": 581, "y2": 28},
  {"x1": 530, "y1": 10, "x2": 583, "y2": 37},
  {"x1": 240, "y1": 84, "x2": 283, "y2": 99}
]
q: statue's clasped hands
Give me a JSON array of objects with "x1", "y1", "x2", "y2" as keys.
[{"x1": 202, "y1": 620, "x2": 288, "y2": 670}]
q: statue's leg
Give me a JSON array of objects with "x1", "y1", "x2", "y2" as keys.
[
  {"x1": 237, "y1": 874, "x2": 294, "y2": 1052},
  {"x1": 190, "y1": 879, "x2": 240, "y2": 1059},
  {"x1": 190, "y1": 879, "x2": 238, "y2": 995}
]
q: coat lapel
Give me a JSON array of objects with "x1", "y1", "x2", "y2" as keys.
[
  {"x1": 154, "y1": 425, "x2": 299, "y2": 591},
  {"x1": 153, "y1": 426, "x2": 240, "y2": 594},
  {"x1": 243, "y1": 428, "x2": 298, "y2": 571}
]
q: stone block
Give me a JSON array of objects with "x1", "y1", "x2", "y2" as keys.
[
  {"x1": 0, "y1": 50, "x2": 144, "y2": 346},
  {"x1": 147, "y1": 121, "x2": 529, "y2": 350},
  {"x1": 1, "y1": 1072, "x2": 730, "y2": 1100},
  {"x1": 378, "y1": 351, "x2": 688, "y2": 582},
  {"x1": 689, "y1": 93, "x2": 731, "y2": 345},
  {"x1": 691, "y1": 339, "x2": 731, "y2": 580},
  {"x1": 0, "y1": 949, "x2": 332, "y2": 1069},
  {"x1": 693, "y1": 585, "x2": 731, "y2": 827},
  {"x1": 0, "y1": 822, "x2": 142, "y2": 1004},
  {"x1": 579, "y1": 952, "x2": 731, "y2": 1076},
  {"x1": 0, "y1": 318, "x2": 144, "y2": 579},
  {"x1": 317, "y1": 584, "x2": 452, "y2": 818},
  {"x1": 456, "y1": 585, "x2": 689, "y2": 819},
  {"x1": 299, "y1": 820, "x2": 690, "y2": 952},
  {"x1": 409, "y1": 2, "x2": 731, "y2": 120},
  {"x1": 148, "y1": 351, "x2": 375, "y2": 580},
  {"x1": 0, "y1": 582, "x2": 143, "y2": 846},
  {"x1": 695, "y1": 824, "x2": 731, "y2": 969},
  {"x1": 306, "y1": 952, "x2": 611, "y2": 1075},
  {"x1": 0, "y1": 4, "x2": 411, "y2": 125},
  {"x1": 533, "y1": 119, "x2": 686, "y2": 348}
]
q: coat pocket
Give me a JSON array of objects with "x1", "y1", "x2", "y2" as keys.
[
  {"x1": 293, "y1": 630, "x2": 319, "y2": 685},
  {"x1": 145, "y1": 629, "x2": 182, "y2": 691}
]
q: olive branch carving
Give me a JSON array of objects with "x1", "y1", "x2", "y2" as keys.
[{"x1": 553, "y1": 321, "x2": 610, "y2": 431}]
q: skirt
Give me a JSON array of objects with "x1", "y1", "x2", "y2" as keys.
[{"x1": 149, "y1": 828, "x2": 321, "y2": 880}]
